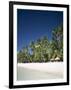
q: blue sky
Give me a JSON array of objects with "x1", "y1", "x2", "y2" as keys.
[{"x1": 17, "y1": 9, "x2": 63, "y2": 51}]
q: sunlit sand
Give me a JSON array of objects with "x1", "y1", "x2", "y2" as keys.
[{"x1": 17, "y1": 62, "x2": 64, "y2": 80}]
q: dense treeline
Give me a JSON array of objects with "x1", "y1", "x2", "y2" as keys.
[{"x1": 17, "y1": 24, "x2": 63, "y2": 63}]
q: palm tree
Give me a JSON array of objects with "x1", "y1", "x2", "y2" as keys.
[
  {"x1": 52, "y1": 24, "x2": 63, "y2": 60},
  {"x1": 36, "y1": 36, "x2": 49, "y2": 62},
  {"x1": 41, "y1": 36, "x2": 49, "y2": 61},
  {"x1": 17, "y1": 50, "x2": 26, "y2": 63},
  {"x1": 17, "y1": 24, "x2": 63, "y2": 63},
  {"x1": 30, "y1": 41, "x2": 36, "y2": 62}
]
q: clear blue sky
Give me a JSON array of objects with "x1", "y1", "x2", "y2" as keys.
[{"x1": 17, "y1": 9, "x2": 63, "y2": 51}]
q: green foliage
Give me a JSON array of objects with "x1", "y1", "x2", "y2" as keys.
[
  {"x1": 52, "y1": 24, "x2": 63, "y2": 60},
  {"x1": 17, "y1": 24, "x2": 63, "y2": 63}
]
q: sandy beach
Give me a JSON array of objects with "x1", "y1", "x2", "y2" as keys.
[{"x1": 17, "y1": 62, "x2": 64, "y2": 80}]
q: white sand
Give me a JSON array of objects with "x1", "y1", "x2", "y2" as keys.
[{"x1": 18, "y1": 62, "x2": 64, "y2": 75}]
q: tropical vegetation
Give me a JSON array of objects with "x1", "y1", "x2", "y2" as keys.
[{"x1": 17, "y1": 24, "x2": 63, "y2": 63}]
